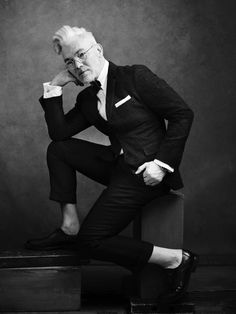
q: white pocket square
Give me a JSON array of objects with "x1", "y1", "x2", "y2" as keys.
[{"x1": 115, "y1": 95, "x2": 131, "y2": 108}]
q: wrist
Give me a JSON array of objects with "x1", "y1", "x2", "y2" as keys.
[
  {"x1": 152, "y1": 162, "x2": 166, "y2": 174},
  {"x1": 43, "y1": 82, "x2": 62, "y2": 98},
  {"x1": 153, "y1": 159, "x2": 174, "y2": 173},
  {"x1": 50, "y1": 80, "x2": 62, "y2": 87},
  {"x1": 159, "y1": 165, "x2": 167, "y2": 173}
]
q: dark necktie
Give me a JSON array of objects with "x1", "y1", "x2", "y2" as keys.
[
  {"x1": 91, "y1": 80, "x2": 101, "y2": 94},
  {"x1": 91, "y1": 80, "x2": 107, "y2": 120}
]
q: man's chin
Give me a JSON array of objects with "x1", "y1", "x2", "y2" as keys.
[
  {"x1": 80, "y1": 71, "x2": 97, "y2": 84},
  {"x1": 82, "y1": 78, "x2": 95, "y2": 85}
]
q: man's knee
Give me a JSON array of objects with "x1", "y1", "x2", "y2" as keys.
[
  {"x1": 47, "y1": 139, "x2": 75, "y2": 160},
  {"x1": 47, "y1": 141, "x2": 64, "y2": 160}
]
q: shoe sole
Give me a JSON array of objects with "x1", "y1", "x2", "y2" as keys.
[{"x1": 191, "y1": 254, "x2": 199, "y2": 272}]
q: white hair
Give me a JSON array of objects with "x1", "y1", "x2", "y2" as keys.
[{"x1": 52, "y1": 25, "x2": 97, "y2": 54}]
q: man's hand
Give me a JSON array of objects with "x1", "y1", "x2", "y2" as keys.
[
  {"x1": 135, "y1": 161, "x2": 166, "y2": 186},
  {"x1": 50, "y1": 70, "x2": 81, "y2": 87}
]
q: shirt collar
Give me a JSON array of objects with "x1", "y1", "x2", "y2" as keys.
[{"x1": 97, "y1": 59, "x2": 109, "y2": 90}]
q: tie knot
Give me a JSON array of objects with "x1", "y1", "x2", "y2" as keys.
[{"x1": 91, "y1": 80, "x2": 101, "y2": 93}]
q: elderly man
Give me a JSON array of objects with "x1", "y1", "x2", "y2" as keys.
[{"x1": 26, "y1": 26, "x2": 197, "y2": 301}]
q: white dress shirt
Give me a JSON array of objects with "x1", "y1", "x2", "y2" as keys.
[{"x1": 95, "y1": 59, "x2": 109, "y2": 120}]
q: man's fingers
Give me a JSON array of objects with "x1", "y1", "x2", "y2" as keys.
[
  {"x1": 145, "y1": 180, "x2": 159, "y2": 186},
  {"x1": 135, "y1": 163, "x2": 147, "y2": 174},
  {"x1": 144, "y1": 175, "x2": 161, "y2": 185},
  {"x1": 68, "y1": 71, "x2": 84, "y2": 87}
]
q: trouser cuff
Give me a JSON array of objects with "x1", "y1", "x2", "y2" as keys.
[{"x1": 49, "y1": 192, "x2": 76, "y2": 204}]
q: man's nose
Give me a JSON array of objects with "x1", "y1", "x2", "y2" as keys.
[{"x1": 74, "y1": 58, "x2": 83, "y2": 68}]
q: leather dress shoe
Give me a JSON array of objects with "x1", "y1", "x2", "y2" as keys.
[
  {"x1": 160, "y1": 250, "x2": 199, "y2": 303},
  {"x1": 25, "y1": 228, "x2": 78, "y2": 250}
]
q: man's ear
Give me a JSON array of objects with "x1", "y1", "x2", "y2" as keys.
[{"x1": 96, "y1": 43, "x2": 104, "y2": 57}]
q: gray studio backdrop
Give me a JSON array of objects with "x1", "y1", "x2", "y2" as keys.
[{"x1": 0, "y1": 0, "x2": 235, "y2": 255}]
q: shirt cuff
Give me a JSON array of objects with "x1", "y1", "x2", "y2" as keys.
[
  {"x1": 43, "y1": 82, "x2": 62, "y2": 99},
  {"x1": 153, "y1": 159, "x2": 174, "y2": 173}
]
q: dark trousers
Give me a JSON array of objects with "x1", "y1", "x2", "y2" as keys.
[{"x1": 47, "y1": 138, "x2": 170, "y2": 272}]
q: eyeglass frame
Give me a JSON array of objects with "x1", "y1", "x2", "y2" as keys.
[{"x1": 64, "y1": 44, "x2": 96, "y2": 70}]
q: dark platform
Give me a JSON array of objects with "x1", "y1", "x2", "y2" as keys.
[
  {"x1": 0, "y1": 249, "x2": 89, "y2": 312},
  {"x1": 0, "y1": 249, "x2": 89, "y2": 268}
]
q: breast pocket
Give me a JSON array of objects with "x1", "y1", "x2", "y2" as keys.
[
  {"x1": 114, "y1": 95, "x2": 131, "y2": 108},
  {"x1": 112, "y1": 96, "x2": 148, "y2": 132}
]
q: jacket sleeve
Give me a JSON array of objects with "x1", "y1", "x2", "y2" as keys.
[
  {"x1": 134, "y1": 65, "x2": 194, "y2": 169},
  {"x1": 39, "y1": 92, "x2": 91, "y2": 141}
]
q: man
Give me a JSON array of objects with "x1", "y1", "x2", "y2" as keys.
[{"x1": 26, "y1": 26, "x2": 197, "y2": 301}]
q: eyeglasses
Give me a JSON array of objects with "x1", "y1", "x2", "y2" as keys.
[{"x1": 65, "y1": 44, "x2": 96, "y2": 70}]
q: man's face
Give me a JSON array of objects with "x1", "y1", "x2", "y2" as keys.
[{"x1": 61, "y1": 35, "x2": 103, "y2": 84}]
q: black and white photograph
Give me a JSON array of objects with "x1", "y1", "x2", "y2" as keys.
[{"x1": 0, "y1": 1, "x2": 235, "y2": 313}]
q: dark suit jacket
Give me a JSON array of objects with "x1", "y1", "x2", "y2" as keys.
[{"x1": 40, "y1": 62, "x2": 194, "y2": 190}]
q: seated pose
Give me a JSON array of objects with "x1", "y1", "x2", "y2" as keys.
[{"x1": 26, "y1": 25, "x2": 198, "y2": 301}]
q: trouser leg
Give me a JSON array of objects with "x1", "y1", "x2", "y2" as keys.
[
  {"x1": 47, "y1": 138, "x2": 115, "y2": 203},
  {"x1": 77, "y1": 156, "x2": 170, "y2": 272},
  {"x1": 47, "y1": 139, "x2": 170, "y2": 272}
]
